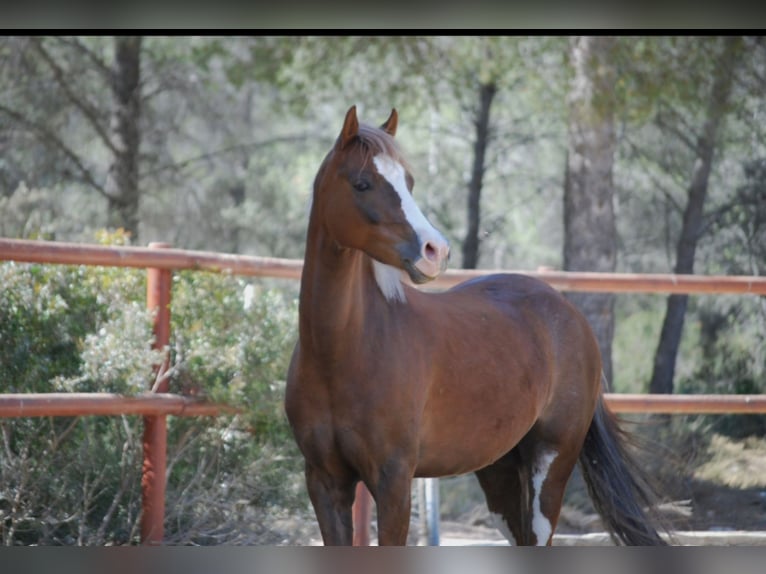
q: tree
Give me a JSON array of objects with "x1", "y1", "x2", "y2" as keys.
[
  {"x1": 106, "y1": 37, "x2": 142, "y2": 236},
  {"x1": 0, "y1": 37, "x2": 144, "y2": 239},
  {"x1": 562, "y1": 36, "x2": 618, "y2": 385},
  {"x1": 428, "y1": 37, "x2": 565, "y2": 270},
  {"x1": 649, "y1": 36, "x2": 743, "y2": 394},
  {"x1": 461, "y1": 80, "x2": 497, "y2": 269}
]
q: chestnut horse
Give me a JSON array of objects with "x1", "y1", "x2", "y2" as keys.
[{"x1": 285, "y1": 106, "x2": 668, "y2": 546}]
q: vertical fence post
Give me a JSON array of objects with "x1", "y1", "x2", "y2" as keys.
[
  {"x1": 142, "y1": 242, "x2": 172, "y2": 545},
  {"x1": 416, "y1": 478, "x2": 440, "y2": 545},
  {"x1": 352, "y1": 483, "x2": 373, "y2": 546},
  {"x1": 423, "y1": 477, "x2": 440, "y2": 545}
]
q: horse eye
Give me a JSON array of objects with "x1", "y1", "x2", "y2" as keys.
[{"x1": 353, "y1": 180, "x2": 371, "y2": 192}]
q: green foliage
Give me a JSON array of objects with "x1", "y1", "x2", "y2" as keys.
[
  {"x1": 169, "y1": 270, "x2": 298, "y2": 443},
  {"x1": 2, "y1": 36, "x2": 766, "y2": 541},
  {"x1": 612, "y1": 296, "x2": 664, "y2": 393},
  {"x1": 670, "y1": 159, "x2": 766, "y2": 437},
  {"x1": 677, "y1": 295, "x2": 766, "y2": 438},
  {"x1": 1, "y1": 262, "x2": 101, "y2": 393},
  {"x1": 0, "y1": 231, "x2": 305, "y2": 545}
]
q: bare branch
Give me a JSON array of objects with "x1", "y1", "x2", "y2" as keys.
[
  {"x1": 0, "y1": 102, "x2": 114, "y2": 201},
  {"x1": 623, "y1": 135, "x2": 685, "y2": 215},
  {"x1": 50, "y1": 417, "x2": 81, "y2": 453},
  {"x1": 95, "y1": 420, "x2": 135, "y2": 543},
  {"x1": 140, "y1": 134, "x2": 322, "y2": 181},
  {"x1": 151, "y1": 361, "x2": 177, "y2": 392},
  {"x1": 165, "y1": 424, "x2": 199, "y2": 481},
  {"x1": 700, "y1": 190, "x2": 764, "y2": 239},
  {"x1": 51, "y1": 36, "x2": 113, "y2": 81},
  {"x1": 655, "y1": 105, "x2": 699, "y2": 153},
  {"x1": 30, "y1": 37, "x2": 118, "y2": 156}
]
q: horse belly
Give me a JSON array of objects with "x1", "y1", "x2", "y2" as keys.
[{"x1": 413, "y1": 385, "x2": 542, "y2": 478}]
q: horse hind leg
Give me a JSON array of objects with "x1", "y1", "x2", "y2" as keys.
[
  {"x1": 476, "y1": 442, "x2": 578, "y2": 546},
  {"x1": 475, "y1": 448, "x2": 527, "y2": 546}
]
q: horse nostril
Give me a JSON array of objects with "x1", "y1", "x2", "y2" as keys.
[{"x1": 423, "y1": 242, "x2": 438, "y2": 262}]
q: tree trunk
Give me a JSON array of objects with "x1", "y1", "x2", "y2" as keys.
[
  {"x1": 461, "y1": 81, "x2": 496, "y2": 269},
  {"x1": 225, "y1": 85, "x2": 255, "y2": 253},
  {"x1": 563, "y1": 36, "x2": 618, "y2": 386},
  {"x1": 649, "y1": 37, "x2": 741, "y2": 394},
  {"x1": 107, "y1": 36, "x2": 142, "y2": 240}
]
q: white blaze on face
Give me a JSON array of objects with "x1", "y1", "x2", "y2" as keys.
[
  {"x1": 373, "y1": 154, "x2": 435, "y2": 240},
  {"x1": 531, "y1": 450, "x2": 558, "y2": 546},
  {"x1": 371, "y1": 154, "x2": 449, "y2": 301}
]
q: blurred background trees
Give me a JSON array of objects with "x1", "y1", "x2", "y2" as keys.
[
  {"x1": 1, "y1": 35, "x2": 764, "y2": 543},
  {"x1": 563, "y1": 36, "x2": 618, "y2": 385}
]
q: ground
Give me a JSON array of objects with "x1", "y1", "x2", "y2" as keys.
[
  {"x1": 263, "y1": 476, "x2": 766, "y2": 546},
  {"x1": 262, "y1": 428, "x2": 766, "y2": 546}
]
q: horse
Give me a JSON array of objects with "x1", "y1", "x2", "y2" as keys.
[{"x1": 285, "y1": 105, "x2": 668, "y2": 546}]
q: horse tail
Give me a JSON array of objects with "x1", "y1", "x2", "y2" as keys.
[{"x1": 579, "y1": 395, "x2": 670, "y2": 546}]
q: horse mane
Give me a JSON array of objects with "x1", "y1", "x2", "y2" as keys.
[{"x1": 353, "y1": 123, "x2": 413, "y2": 174}]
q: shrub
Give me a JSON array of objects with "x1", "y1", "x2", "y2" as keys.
[
  {"x1": 0, "y1": 232, "x2": 305, "y2": 545},
  {"x1": 677, "y1": 297, "x2": 766, "y2": 438}
]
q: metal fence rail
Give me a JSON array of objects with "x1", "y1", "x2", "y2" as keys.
[
  {"x1": 2, "y1": 237, "x2": 766, "y2": 294},
  {"x1": 605, "y1": 393, "x2": 766, "y2": 414},
  {"x1": 0, "y1": 392, "x2": 237, "y2": 418}
]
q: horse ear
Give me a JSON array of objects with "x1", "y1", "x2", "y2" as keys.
[
  {"x1": 380, "y1": 108, "x2": 398, "y2": 137},
  {"x1": 338, "y1": 105, "x2": 359, "y2": 149}
]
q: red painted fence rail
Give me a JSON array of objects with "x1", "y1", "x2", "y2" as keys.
[
  {"x1": 2, "y1": 237, "x2": 766, "y2": 294},
  {"x1": 1, "y1": 236, "x2": 765, "y2": 546},
  {"x1": 0, "y1": 392, "x2": 238, "y2": 418}
]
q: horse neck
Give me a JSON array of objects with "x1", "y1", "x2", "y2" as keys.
[{"x1": 299, "y1": 217, "x2": 379, "y2": 356}]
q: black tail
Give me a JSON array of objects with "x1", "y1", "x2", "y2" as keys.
[{"x1": 579, "y1": 396, "x2": 670, "y2": 545}]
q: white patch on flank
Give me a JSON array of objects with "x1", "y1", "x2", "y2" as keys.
[
  {"x1": 372, "y1": 260, "x2": 406, "y2": 303},
  {"x1": 372, "y1": 154, "x2": 446, "y2": 249},
  {"x1": 490, "y1": 511, "x2": 517, "y2": 546},
  {"x1": 531, "y1": 450, "x2": 557, "y2": 546}
]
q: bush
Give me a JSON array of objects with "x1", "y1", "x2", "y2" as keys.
[
  {"x1": 0, "y1": 232, "x2": 306, "y2": 545},
  {"x1": 677, "y1": 296, "x2": 766, "y2": 438}
]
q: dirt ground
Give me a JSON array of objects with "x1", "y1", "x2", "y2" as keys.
[
  {"x1": 266, "y1": 430, "x2": 766, "y2": 546},
  {"x1": 265, "y1": 476, "x2": 766, "y2": 546}
]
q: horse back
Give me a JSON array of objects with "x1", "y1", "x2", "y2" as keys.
[{"x1": 446, "y1": 272, "x2": 596, "y2": 342}]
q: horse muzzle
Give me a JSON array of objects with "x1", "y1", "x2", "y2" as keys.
[{"x1": 404, "y1": 239, "x2": 450, "y2": 284}]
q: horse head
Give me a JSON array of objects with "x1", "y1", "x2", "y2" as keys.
[{"x1": 312, "y1": 105, "x2": 450, "y2": 288}]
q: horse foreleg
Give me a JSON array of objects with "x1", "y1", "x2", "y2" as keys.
[
  {"x1": 305, "y1": 464, "x2": 356, "y2": 545},
  {"x1": 371, "y1": 460, "x2": 414, "y2": 545}
]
